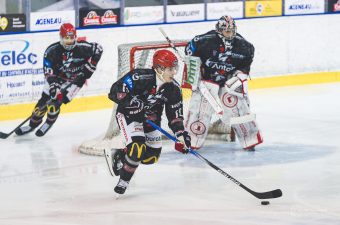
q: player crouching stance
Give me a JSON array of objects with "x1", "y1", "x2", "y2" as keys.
[
  {"x1": 106, "y1": 50, "x2": 191, "y2": 195},
  {"x1": 185, "y1": 15, "x2": 263, "y2": 150},
  {"x1": 15, "y1": 23, "x2": 103, "y2": 137}
]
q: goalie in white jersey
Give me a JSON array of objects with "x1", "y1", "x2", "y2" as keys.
[{"x1": 184, "y1": 15, "x2": 263, "y2": 150}]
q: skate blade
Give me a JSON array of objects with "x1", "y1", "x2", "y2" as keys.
[{"x1": 114, "y1": 193, "x2": 123, "y2": 200}]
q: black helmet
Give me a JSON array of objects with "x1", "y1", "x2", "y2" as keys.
[{"x1": 215, "y1": 15, "x2": 237, "y2": 40}]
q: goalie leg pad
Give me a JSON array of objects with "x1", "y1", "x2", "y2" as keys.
[
  {"x1": 185, "y1": 81, "x2": 219, "y2": 149},
  {"x1": 219, "y1": 87, "x2": 263, "y2": 149}
]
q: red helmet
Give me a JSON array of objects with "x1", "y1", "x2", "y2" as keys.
[
  {"x1": 153, "y1": 50, "x2": 178, "y2": 69},
  {"x1": 59, "y1": 23, "x2": 77, "y2": 50}
]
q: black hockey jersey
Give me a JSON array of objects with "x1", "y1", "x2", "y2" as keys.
[
  {"x1": 108, "y1": 69, "x2": 185, "y2": 133},
  {"x1": 43, "y1": 40, "x2": 102, "y2": 86},
  {"x1": 185, "y1": 30, "x2": 254, "y2": 86}
]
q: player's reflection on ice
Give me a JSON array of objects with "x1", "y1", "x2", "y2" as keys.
[
  {"x1": 160, "y1": 142, "x2": 335, "y2": 167},
  {"x1": 0, "y1": 138, "x2": 61, "y2": 184}
]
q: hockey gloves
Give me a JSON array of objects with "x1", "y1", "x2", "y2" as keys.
[
  {"x1": 225, "y1": 71, "x2": 249, "y2": 98},
  {"x1": 175, "y1": 131, "x2": 191, "y2": 154},
  {"x1": 49, "y1": 83, "x2": 61, "y2": 101},
  {"x1": 82, "y1": 61, "x2": 97, "y2": 79}
]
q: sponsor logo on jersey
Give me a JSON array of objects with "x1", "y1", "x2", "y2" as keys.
[
  {"x1": 170, "y1": 101, "x2": 181, "y2": 109},
  {"x1": 129, "y1": 143, "x2": 146, "y2": 159},
  {"x1": 205, "y1": 58, "x2": 235, "y2": 72},
  {"x1": 145, "y1": 136, "x2": 162, "y2": 142},
  {"x1": 132, "y1": 73, "x2": 154, "y2": 80},
  {"x1": 123, "y1": 75, "x2": 134, "y2": 90}
]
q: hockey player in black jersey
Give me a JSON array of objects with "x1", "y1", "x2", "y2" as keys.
[
  {"x1": 15, "y1": 23, "x2": 103, "y2": 137},
  {"x1": 185, "y1": 15, "x2": 263, "y2": 150},
  {"x1": 105, "y1": 49, "x2": 191, "y2": 195}
]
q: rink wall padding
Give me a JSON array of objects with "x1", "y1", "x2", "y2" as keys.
[
  {"x1": 1, "y1": 14, "x2": 340, "y2": 121},
  {"x1": 1, "y1": 71, "x2": 339, "y2": 121}
]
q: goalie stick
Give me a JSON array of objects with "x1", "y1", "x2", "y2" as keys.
[
  {"x1": 158, "y1": 28, "x2": 255, "y2": 125},
  {"x1": 146, "y1": 119, "x2": 282, "y2": 200}
]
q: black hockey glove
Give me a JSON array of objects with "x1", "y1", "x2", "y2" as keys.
[
  {"x1": 175, "y1": 131, "x2": 191, "y2": 154},
  {"x1": 49, "y1": 82, "x2": 61, "y2": 100},
  {"x1": 82, "y1": 61, "x2": 97, "y2": 79}
]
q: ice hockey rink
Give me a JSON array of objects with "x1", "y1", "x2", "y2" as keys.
[{"x1": 0, "y1": 82, "x2": 340, "y2": 225}]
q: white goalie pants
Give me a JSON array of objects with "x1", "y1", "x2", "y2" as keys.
[{"x1": 185, "y1": 81, "x2": 263, "y2": 150}]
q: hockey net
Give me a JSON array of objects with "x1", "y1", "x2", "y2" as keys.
[{"x1": 78, "y1": 41, "x2": 232, "y2": 156}]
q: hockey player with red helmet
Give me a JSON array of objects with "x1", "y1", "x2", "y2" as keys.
[
  {"x1": 15, "y1": 23, "x2": 103, "y2": 137},
  {"x1": 106, "y1": 49, "x2": 191, "y2": 195}
]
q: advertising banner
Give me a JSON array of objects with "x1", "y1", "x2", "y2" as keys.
[
  {"x1": 207, "y1": 1, "x2": 244, "y2": 20},
  {"x1": 245, "y1": 0, "x2": 282, "y2": 17},
  {"x1": 285, "y1": 0, "x2": 325, "y2": 15},
  {"x1": 328, "y1": 0, "x2": 340, "y2": 12},
  {"x1": 0, "y1": 14, "x2": 26, "y2": 33},
  {"x1": 30, "y1": 10, "x2": 75, "y2": 31},
  {"x1": 0, "y1": 36, "x2": 48, "y2": 104},
  {"x1": 167, "y1": 4, "x2": 205, "y2": 22},
  {"x1": 79, "y1": 8, "x2": 120, "y2": 27},
  {"x1": 124, "y1": 6, "x2": 164, "y2": 25}
]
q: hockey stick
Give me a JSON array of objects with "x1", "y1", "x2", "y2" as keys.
[
  {"x1": 0, "y1": 81, "x2": 76, "y2": 139},
  {"x1": 146, "y1": 119, "x2": 282, "y2": 200},
  {"x1": 0, "y1": 116, "x2": 31, "y2": 139},
  {"x1": 159, "y1": 28, "x2": 224, "y2": 114}
]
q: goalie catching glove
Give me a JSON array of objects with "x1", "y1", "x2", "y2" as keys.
[{"x1": 175, "y1": 131, "x2": 191, "y2": 154}]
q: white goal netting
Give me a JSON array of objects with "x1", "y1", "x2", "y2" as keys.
[{"x1": 78, "y1": 41, "x2": 233, "y2": 156}]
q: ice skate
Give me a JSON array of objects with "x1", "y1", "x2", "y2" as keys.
[{"x1": 114, "y1": 178, "x2": 129, "y2": 195}]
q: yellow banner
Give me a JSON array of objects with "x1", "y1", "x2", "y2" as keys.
[{"x1": 245, "y1": 0, "x2": 282, "y2": 17}]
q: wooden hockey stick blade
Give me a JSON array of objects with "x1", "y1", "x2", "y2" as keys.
[
  {"x1": 0, "y1": 116, "x2": 31, "y2": 139},
  {"x1": 146, "y1": 119, "x2": 283, "y2": 200}
]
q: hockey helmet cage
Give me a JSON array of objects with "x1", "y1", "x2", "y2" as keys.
[
  {"x1": 153, "y1": 49, "x2": 178, "y2": 70},
  {"x1": 215, "y1": 15, "x2": 237, "y2": 40},
  {"x1": 59, "y1": 23, "x2": 77, "y2": 51}
]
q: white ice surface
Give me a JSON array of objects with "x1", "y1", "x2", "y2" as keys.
[{"x1": 0, "y1": 83, "x2": 340, "y2": 225}]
